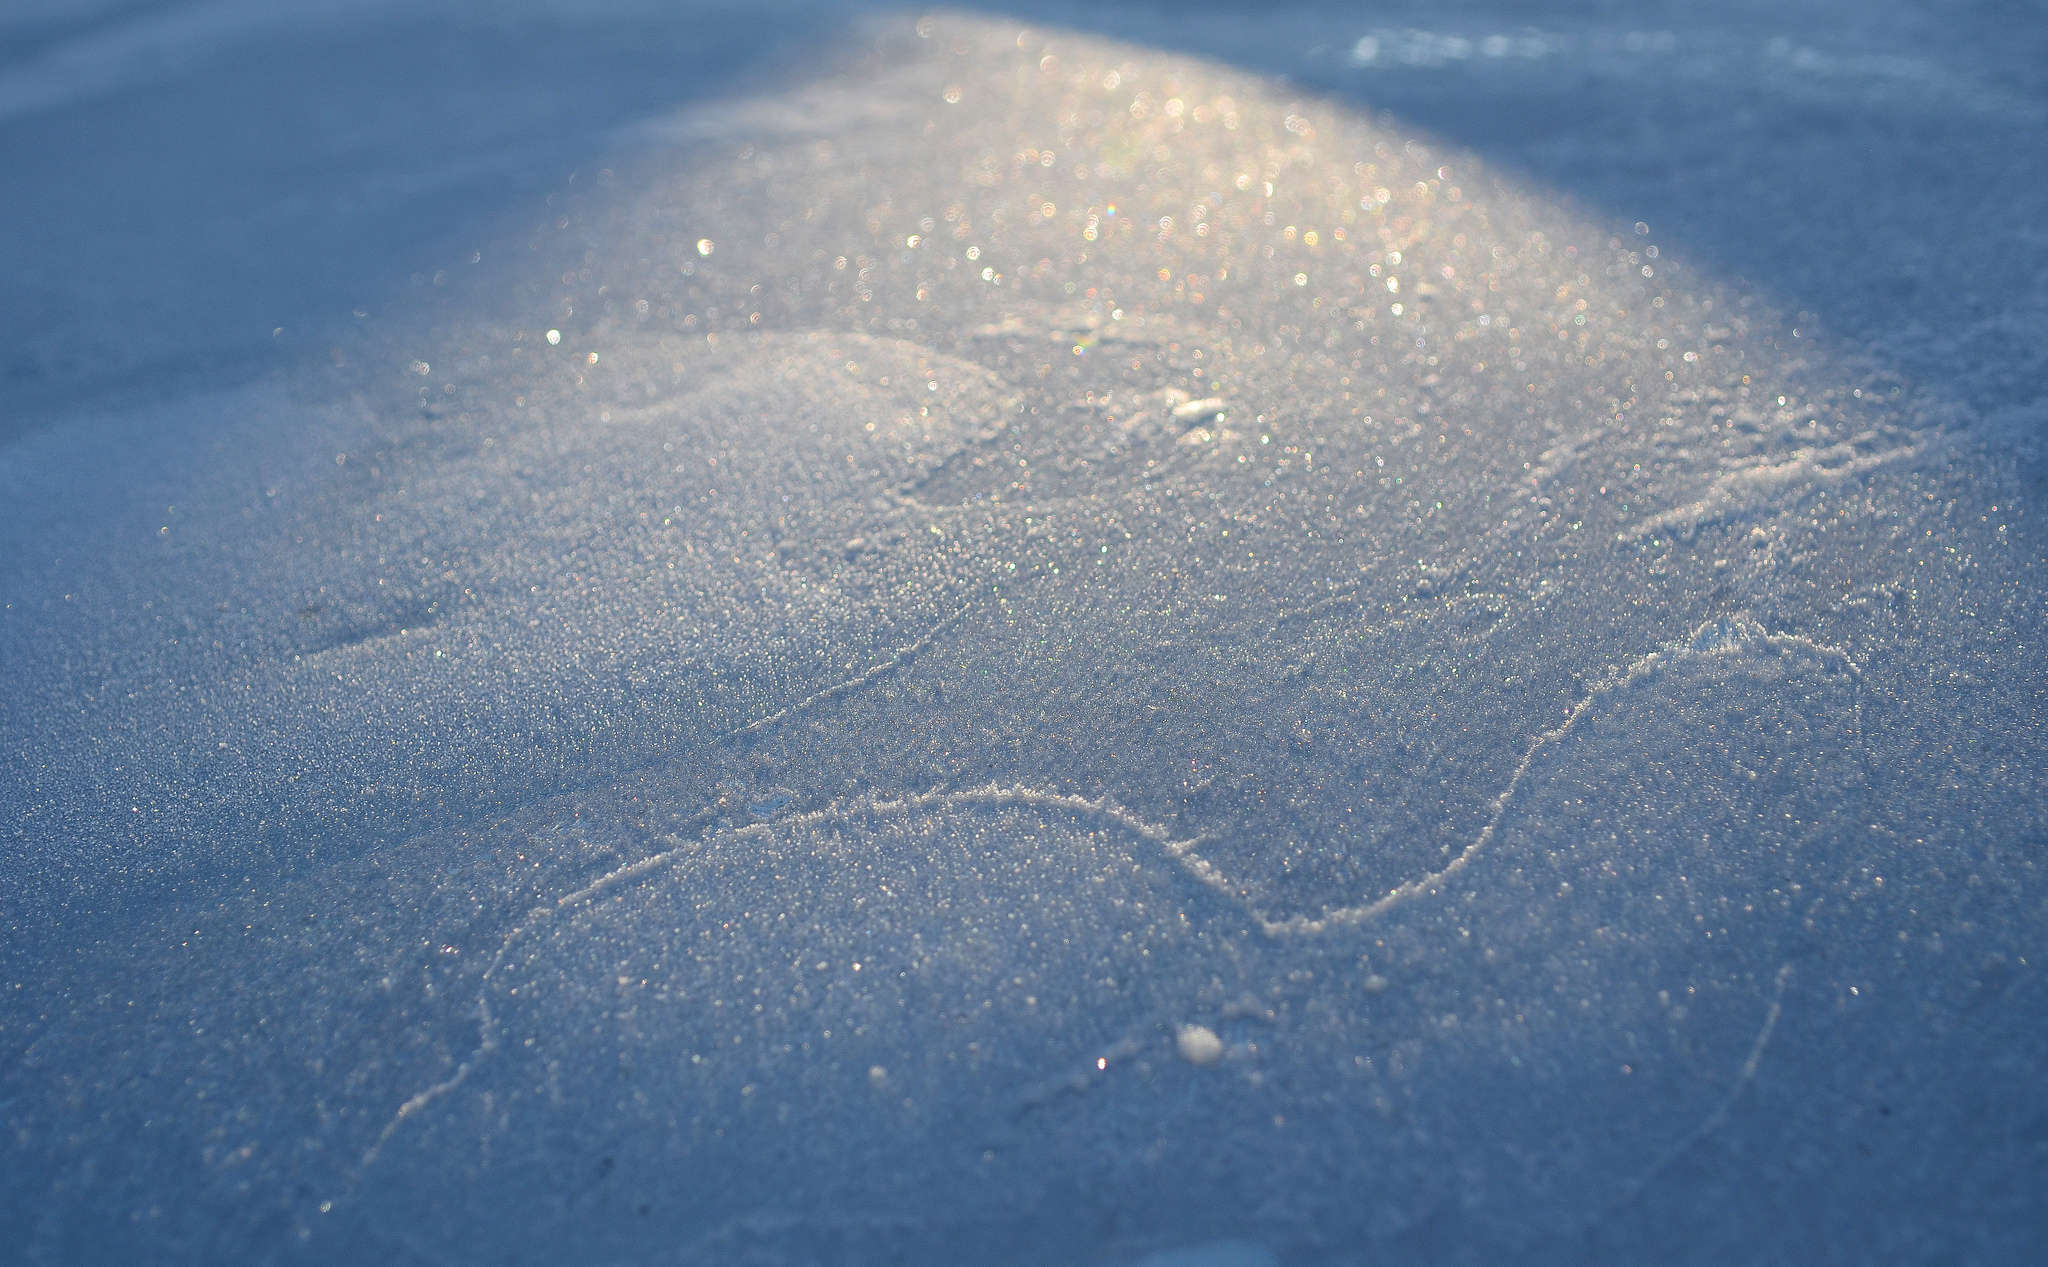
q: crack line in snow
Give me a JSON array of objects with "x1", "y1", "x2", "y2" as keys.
[
  {"x1": 1600, "y1": 961, "x2": 1795, "y2": 1215},
  {"x1": 1257, "y1": 616, "x2": 1861, "y2": 937},
  {"x1": 353, "y1": 609, "x2": 974, "y2": 1179},
  {"x1": 1619, "y1": 436, "x2": 1927, "y2": 543},
  {"x1": 723, "y1": 607, "x2": 968, "y2": 739}
]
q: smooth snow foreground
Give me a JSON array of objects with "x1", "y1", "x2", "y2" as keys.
[{"x1": 1, "y1": 6, "x2": 2043, "y2": 1264}]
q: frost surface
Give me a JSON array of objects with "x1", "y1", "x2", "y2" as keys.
[{"x1": 2, "y1": 3, "x2": 2043, "y2": 1264}]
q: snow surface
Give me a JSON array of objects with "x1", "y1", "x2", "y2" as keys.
[{"x1": 2, "y1": 2, "x2": 2044, "y2": 1262}]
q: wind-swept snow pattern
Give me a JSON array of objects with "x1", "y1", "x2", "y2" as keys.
[{"x1": 2, "y1": 5, "x2": 2044, "y2": 1265}]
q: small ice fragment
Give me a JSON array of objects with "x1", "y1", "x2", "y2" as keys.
[
  {"x1": 1175, "y1": 1023, "x2": 1225, "y2": 1065},
  {"x1": 1171, "y1": 397, "x2": 1228, "y2": 425}
]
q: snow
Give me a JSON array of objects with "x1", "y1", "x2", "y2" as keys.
[{"x1": 2, "y1": 2, "x2": 2043, "y2": 1263}]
